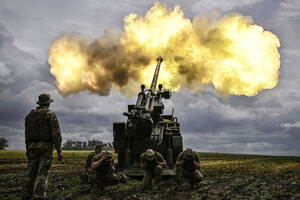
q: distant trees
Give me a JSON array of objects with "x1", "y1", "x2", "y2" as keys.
[
  {"x1": 62, "y1": 139, "x2": 114, "y2": 150},
  {"x1": 0, "y1": 138, "x2": 9, "y2": 150}
]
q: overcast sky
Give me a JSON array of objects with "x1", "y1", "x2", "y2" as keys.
[{"x1": 0, "y1": 0, "x2": 299, "y2": 156}]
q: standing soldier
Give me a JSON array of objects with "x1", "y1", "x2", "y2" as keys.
[
  {"x1": 175, "y1": 148, "x2": 203, "y2": 188},
  {"x1": 22, "y1": 94, "x2": 63, "y2": 200},
  {"x1": 91, "y1": 150, "x2": 117, "y2": 195},
  {"x1": 140, "y1": 149, "x2": 167, "y2": 189},
  {"x1": 84, "y1": 144, "x2": 102, "y2": 183}
]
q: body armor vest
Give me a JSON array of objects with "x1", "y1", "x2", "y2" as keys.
[
  {"x1": 25, "y1": 109, "x2": 52, "y2": 142},
  {"x1": 96, "y1": 156, "x2": 111, "y2": 177},
  {"x1": 145, "y1": 153, "x2": 158, "y2": 171},
  {"x1": 183, "y1": 153, "x2": 196, "y2": 171}
]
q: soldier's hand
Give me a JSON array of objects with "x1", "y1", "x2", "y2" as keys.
[
  {"x1": 100, "y1": 154, "x2": 107, "y2": 161},
  {"x1": 58, "y1": 153, "x2": 63, "y2": 161}
]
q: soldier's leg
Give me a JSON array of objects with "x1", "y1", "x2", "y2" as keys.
[
  {"x1": 142, "y1": 171, "x2": 153, "y2": 189},
  {"x1": 105, "y1": 174, "x2": 118, "y2": 186},
  {"x1": 194, "y1": 170, "x2": 203, "y2": 182},
  {"x1": 34, "y1": 149, "x2": 53, "y2": 199},
  {"x1": 86, "y1": 167, "x2": 93, "y2": 184},
  {"x1": 90, "y1": 170, "x2": 101, "y2": 196},
  {"x1": 91, "y1": 178, "x2": 105, "y2": 197},
  {"x1": 182, "y1": 170, "x2": 194, "y2": 187},
  {"x1": 193, "y1": 170, "x2": 203, "y2": 186},
  {"x1": 175, "y1": 167, "x2": 183, "y2": 183},
  {"x1": 154, "y1": 165, "x2": 163, "y2": 185},
  {"x1": 22, "y1": 149, "x2": 39, "y2": 200}
]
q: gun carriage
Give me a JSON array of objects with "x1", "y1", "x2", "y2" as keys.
[{"x1": 113, "y1": 57, "x2": 183, "y2": 175}]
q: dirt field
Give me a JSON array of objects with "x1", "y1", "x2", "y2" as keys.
[{"x1": 0, "y1": 150, "x2": 299, "y2": 200}]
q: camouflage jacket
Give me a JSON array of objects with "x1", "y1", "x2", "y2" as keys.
[
  {"x1": 92, "y1": 153, "x2": 115, "y2": 177},
  {"x1": 140, "y1": 151, "x2": 165, "y2": 171},
  {"x1": 176, "y1": 151, "x2": 200, "y2": 172},
  {"x1": 85, "y1": 152, "x2": 97, "y2": 172},
  {"x1": 25, "y1": 106, "x2": 62, "y2": 151}
]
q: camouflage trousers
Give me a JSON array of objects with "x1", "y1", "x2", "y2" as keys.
[
  {"x1": 84, "y1": 167, "x2": 93, "y2": 184},
  {"x1": 22, "y1": 148, "x2": 53, "y2": 200},
  {"x1": 91, "y1": 174, "x2": 118, "y2": 196},
  {"x1": 176, "y1": 167, "x2": 203, "y2": 186},
  {"x1": 142, "y1": 165, "x2": 163, "y2": 189}
]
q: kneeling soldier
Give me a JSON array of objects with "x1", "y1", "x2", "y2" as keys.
[
  {"x1": 91, "y1": 150, "x2": 117, "y2": 195},
  {"x1": 84, "y1": 144, "x2": 102, "y2": 183},
  {"x1": 175, "y1": 148, "x2": 203, "y2": 188},
  {"x1": 140, "y1": 149, "x2": 167, "y2": 189}
]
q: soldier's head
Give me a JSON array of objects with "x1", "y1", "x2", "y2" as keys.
[
  {"x1": 145, "y1": 149, "x2": 155, "y2": 161},
  {"x1": 36, "y1": 94, "x2": 53, "y2": 108},
  {"x1": 184, "y1": 148, "x2": 193, "y2": 160},
  {"x1": 95, "y1": 144, "x2": 103, "y2": 154}
]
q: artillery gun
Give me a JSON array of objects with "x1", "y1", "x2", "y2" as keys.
[{"x1": 113, "y1": 57, "x2": 183, "y2": 176}]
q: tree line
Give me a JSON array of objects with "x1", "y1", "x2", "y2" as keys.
[
  {"x1": 62, "y1": 139, "x2": 114, "y2": 150},
  {"x1": 0, "y1": 138, "x2": 9, "y2": 150}
]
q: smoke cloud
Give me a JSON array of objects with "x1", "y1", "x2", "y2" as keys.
[{"x1": 48, "y1": 2, "x2": 280, "y2": 97}]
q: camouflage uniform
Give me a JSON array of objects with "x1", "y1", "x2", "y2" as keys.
[
  {"x1": 22, "y1": 94, "x2": 62, "y2": 200},
  {"x1": 85, "y1": 151, "x2": 99, "y2": 183},
  {"x1": 91, "y1": 151, "x2": 117, "y2": 195},
  {"x1": 140, "y1": 150, "x2": 166, "y2": 189},
  {"x1": 176, "y1": 149, "x2": 203, "y2": 187}
]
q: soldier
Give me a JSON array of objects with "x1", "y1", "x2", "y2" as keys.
[
  {"x1": 84, "y1": 144, "x2": 103, "y2": 183},
  {"x1": 175, "y1": 148, "x2": 203, "y2": 188},
  {"x1": 22, "y1": 94, "x2": 63, "y2": 200},
  {"x1": 90, "y1": 150, "x2": 117, "y2": 195},
  {"x1": 140, "y1": 149, "x2": 167, "y2": 189}
]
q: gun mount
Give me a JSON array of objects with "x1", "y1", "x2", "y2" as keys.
[{"x1": 113, "y1": 57, "x2": 183, "y2": 176}]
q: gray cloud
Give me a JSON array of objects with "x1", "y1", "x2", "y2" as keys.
[
  {"x1": 191, "y1": 0, "x2": 264, "y2": 15},
  {"x1": 0, "y1": 1, "x2": 299, "y2": 155}
]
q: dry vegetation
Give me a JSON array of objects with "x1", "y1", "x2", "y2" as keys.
[{"x1": 0, "y1": 150, "x2": 300, "y2": 200}]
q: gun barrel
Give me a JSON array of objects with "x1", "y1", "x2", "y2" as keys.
[{"x1": 150, "y1": 57, "x2": 163, "y2": 91}]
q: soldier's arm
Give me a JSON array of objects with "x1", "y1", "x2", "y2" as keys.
[
  {"x1": 91, "y1": 154, "x2": 107, "y2": 169},
  {"x1": 24, "y1": 119, "x2": 29, "y2": 152},
  {"x1": 48, "y1": 112, "x2": 63, "y2": 160},
  {"x1": 48, "y1": 112, "x2": 62, "y2": 150},
  {"x1": 85, "y1": 153, "x2": 93, "y2": 171},
  {"x1": 193, "y1": 154, "x2": 201, "y2": 169},
  {"x1": 175, "y1": 152, "x2": 185, "y2": 167},
  {"x1": 140, "y1": 154, "x2": 147, "y2": 169},
  {"x1": 109, "y1": 160, "x2": 115, "y2": 173},
  {"x1": 157, "y1": 153, "x2": 167, "y2": 168}
]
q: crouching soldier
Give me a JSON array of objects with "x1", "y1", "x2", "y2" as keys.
[
  {"x1": 176, "y1": 148, "x2": 203, "y2": 188},
  {"x1": 140, "y1": 149, "x2": 167, "y2": 189},
  {"x1": 84, "y1": 144, "x2": 102, "y2": 183},
  {"x1": 90, "y1": 150, "x2": 117, "y2": 195}
]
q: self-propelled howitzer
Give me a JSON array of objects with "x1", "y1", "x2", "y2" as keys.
[{"x1": 113, "y1": 57, "x2": 183, "y2": 175}]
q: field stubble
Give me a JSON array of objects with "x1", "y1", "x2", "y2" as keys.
[{"x1": 0, "y1": 150, "x2": 299, "y2": 200}]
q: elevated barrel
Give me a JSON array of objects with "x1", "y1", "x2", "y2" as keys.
[{"x1": 150, "y1": 57, "x2": 163, "y2": 91}]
